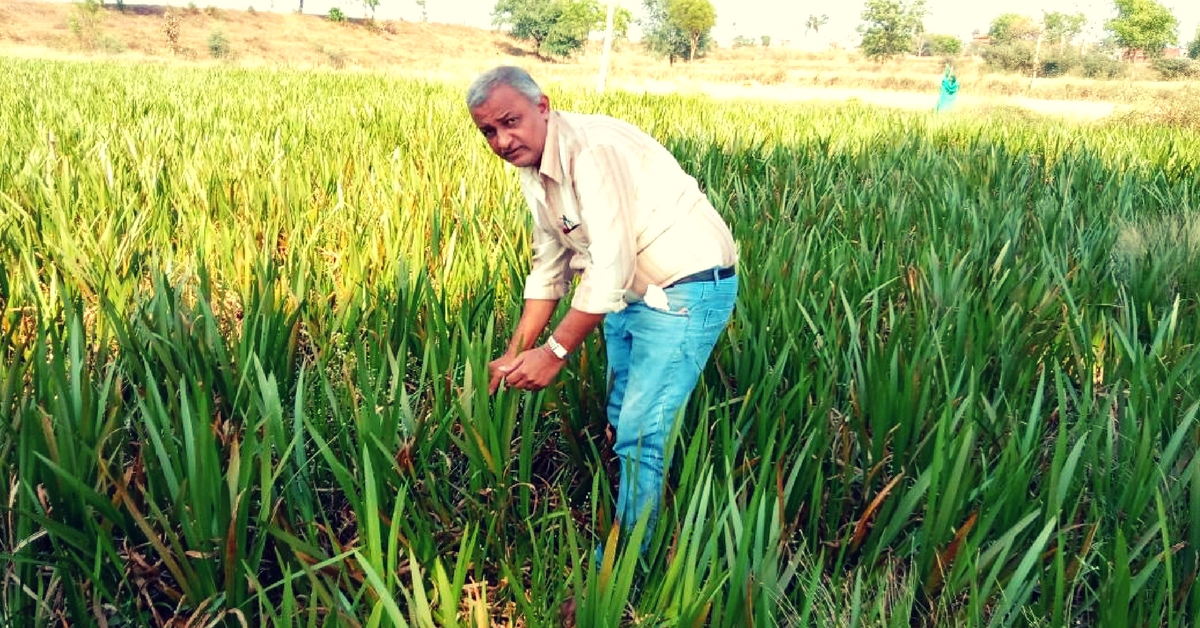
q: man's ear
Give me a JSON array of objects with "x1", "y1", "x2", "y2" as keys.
[{"x1": 538, "y1": 94, "x2": 551, "y2": 115}]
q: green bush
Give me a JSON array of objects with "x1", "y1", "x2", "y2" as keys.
[
  {"x1": 731, "y1": 35, "x2": 756, "y2": 48},
  {"x1": 1151, "y1": 58, "x2": 1198, "y2": 81},
  {"x1": 1038, "y1": 51, "x2": 1079, "y2": 77},
  {"x1": 923, "y1": 34, "x2": 962, "y2": 57},
  {"x1": 68, "y1": 0, "x2": 103, "y2": 49},
  {"x1": 98, "y1": 34, "x2": 125, "y2": 53},
  {"x1": 982, "y1": 42, "x2": 1034, "y2": 72},
  {"x1": 328, "y1": 7, "x2": 346, "y2": 22},
  {"x1": 207, "y1": 29, "x2": 230, "y2": 58},
  {"x1": 1080, "y1": 53, "x2": 1127, "y2": 79}
]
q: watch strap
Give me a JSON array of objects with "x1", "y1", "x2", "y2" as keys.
[{"x1": 545, "y1": 335, "x2": 569, "y2": 359}]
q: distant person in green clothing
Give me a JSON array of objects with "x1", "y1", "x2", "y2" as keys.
[{"x1": 937, "y1": 65, "x2": 959, "y2": 113}]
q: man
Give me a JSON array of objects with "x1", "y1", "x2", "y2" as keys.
[{"x1": 466, "y1": 65, "x2": 738, "y2": 550}]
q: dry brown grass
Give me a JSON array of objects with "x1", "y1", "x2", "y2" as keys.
[
  {"x1": 2, "y1": 0, "x2": 1197, "y2": 119},
  {"x1": 0, "y1": 0, "x2": 553, "y2": 70}
]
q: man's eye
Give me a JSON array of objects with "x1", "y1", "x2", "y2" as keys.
[{"x1": 504, "y1": 117, "x2": 518, "y2": 126}]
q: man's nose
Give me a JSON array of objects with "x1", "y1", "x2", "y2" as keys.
[{"x1": 495, "y1": 129, "x2": 513, "y2": 150}]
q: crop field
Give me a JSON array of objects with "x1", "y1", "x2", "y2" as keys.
[{"x1": 1, "y1": 57, "x2": 1199, "y2": 627}]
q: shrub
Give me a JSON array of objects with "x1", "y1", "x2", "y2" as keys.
[
  {"x1": 982, "y1": 42, "x2": 1035, "y2": 73},
  {"x1": 247, "y1": 5, "x2": 255, "y2": 14},
  {"x1": 186, "y1": 1, "x2": 199, "y2": 15},
  {"x1": 1079, "y1": 53, "x2": 1126, "y2": 79},
  {"x1": 382, "y1": 20, "x2": 398, "y2": 34},
  {"x1": 327, "y1": 7, "x2": 346, "y2": 22},
  {"x1": 731, "y1": 35, "x2": 756, "y2": 48},
  {"x1": 204, "y1": 5, "x2": 219, "y2": 17},
  {"x1": 923, "y1": 34, "x2": 962, "y2": 57},
  {"x1": 1151, "y1": 58, "x2": 1198, "y2": 81},
  {"x1": 1038, "y1": 51, "x2": 1080, "y2": 77},
  {"x1": 316, "y1": 44, "x2": 347, "y2": 67},
  {"x1": 207, "y1": 30, "x2": 230, "y2": 58},
  {"x1": 162, "y1": 9, "x2": 182, "y2": 54},
  {"x1": 68, "y1": 0, "x2": 103, "y2": 49},
  {"x1": 98, "y1": 34, "x2": 125, "y2": 53}
]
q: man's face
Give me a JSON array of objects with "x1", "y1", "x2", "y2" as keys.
[{"x1": 469, "y1": 84, "x2": 550, "y2": 169}]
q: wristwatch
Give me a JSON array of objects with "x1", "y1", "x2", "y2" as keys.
[{"x1": 545, "y1": 336, "x2": 569, "y2": 360}]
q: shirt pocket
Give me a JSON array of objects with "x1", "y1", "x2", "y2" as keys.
[{"x1": 559, "y1": 201, "x2": 583, "y2": 238}]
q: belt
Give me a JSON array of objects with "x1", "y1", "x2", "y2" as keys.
[{"x1": 668, "y1": 266, "x2": 736, "y2": 287}]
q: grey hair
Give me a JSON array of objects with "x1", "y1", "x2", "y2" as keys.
[{"x1": 466, "y1": 66, "x2": 543, "y2": 109}]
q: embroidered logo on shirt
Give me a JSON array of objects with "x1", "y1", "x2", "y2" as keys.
[{"x1": 561, "y1": 215, "x2": 580, "y2": 234}]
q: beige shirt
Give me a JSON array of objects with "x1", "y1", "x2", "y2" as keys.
[{"x1": 518, "y1": 111, "x2": 738, "y2": 314}]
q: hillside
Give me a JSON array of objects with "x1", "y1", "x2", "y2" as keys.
[
  {"x1": 0, "y1": 0, "x2": 541, "y2": 72},
  {"x1": 1, "y1": 0, "x2": 1198, "y2": 121}
]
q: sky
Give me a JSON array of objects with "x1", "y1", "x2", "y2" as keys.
[{"x1": 132, "y1": 0, "x2": 1200, "y2": 48}]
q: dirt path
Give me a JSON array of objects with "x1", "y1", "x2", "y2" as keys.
[{"x1": 613, "y1": 79, "x2": 1123, "y2": 121}]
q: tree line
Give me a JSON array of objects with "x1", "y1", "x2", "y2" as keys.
[
  {"x1": 300, "y1": 0, "x2": 1200, "y2": 74},
  {"x1": 858, "y1": 0, "x2": 1199, "y2": 65},
  {"x1": 492, "y1": 0, "x2": 717, "y2": 62}
]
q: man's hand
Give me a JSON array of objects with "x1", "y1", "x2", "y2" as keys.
[
  {"x1": 489, "y1": 304, "x2": 602, "y2": 394},
  {"x1": 492, "y1": 346, "x2": 565, "y2": 393},
  {"x1": 489, "y1": 353, "x2": 520, "y2": 394}
]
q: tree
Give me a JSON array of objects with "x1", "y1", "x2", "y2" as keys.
[
  {"x1": 1043, "y1": 11, "x2": 1086, "y2": 52},
  {"x1": 857, "y1": 0, "x2": 927, "y2": 61},
  {"x1": 585, "y1": 3, "x2": 634, "y2": 43},
  {"x1": 732, "y1": 34, "x2": 756, "y2": 48},
  {"x1": 923, "y1": 34, "x2": 961, "y2": 56},
  {"x1": 805, "y1": 14, "x2": 829, "y2": 36},
  {"x1": 641, "y1": 0, "x2": 709, "y2": 63},
  {"x1": 493, "y1": 0, "x2": 604, "y2": 58},
  {"x1": 69, "y1": 0, "x2": 105, "y2": 49},
  {"x1": 667, "y1": 0, "x2": 716, "y2": 62},
  {"x1": 1189, "y1": 26, "x2": 1200, "y2": 59},
  {"x1": 988, "y1": 13, "x2": 1040, "y2": 44},
  {"x1": 416, "y1": 0, "x2": 427, "y2": 21},
  {"x1": 611, "y1": 6, "x2": 634, "y2": 41},
  {"x1": 363, "y1": 0, "x2": 379, "y2": 19},
  {"x1": 1106, "y1": 0, "x2": 1179, "y2": 59}
]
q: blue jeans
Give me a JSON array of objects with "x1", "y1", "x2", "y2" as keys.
[{"x1": 603, "y1": 270, "x2": 738, "y2": 545}]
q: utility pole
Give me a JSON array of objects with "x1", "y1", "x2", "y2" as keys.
[{"x1": 596, "y1": 1, "x2": 615, "y2": 93}]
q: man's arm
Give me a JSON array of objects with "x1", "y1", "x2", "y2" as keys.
[
  {"x1": 496, "y1": 307, "x2": 605, "y2": 393},
  {"x1": 498, "y1": 145, "x2": 637, "y2": 393},
  {"x1": 490, "y1": 299, "x2": 557, "y2": 394},
  {"x1": 507, "y1": 299, "x2": 559, "y2": 355}
]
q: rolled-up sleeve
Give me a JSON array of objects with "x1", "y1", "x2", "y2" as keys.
[
  {"x1": 569, "y1": 145, "x2": 637, "y2": 314},
  {"x1": 522, "y1": 214, "x2": 573, "y2": 301}
]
